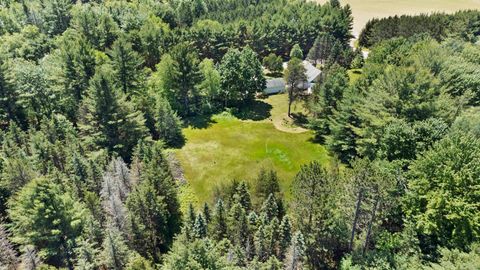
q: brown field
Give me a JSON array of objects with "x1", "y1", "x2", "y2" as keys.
[{"x1": 317, "y1": 0, "x2": 480, "y2": 37}]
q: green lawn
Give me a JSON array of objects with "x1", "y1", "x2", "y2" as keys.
[{"x1": 174, "y1": 94, "x2": 330, "y2": 207}]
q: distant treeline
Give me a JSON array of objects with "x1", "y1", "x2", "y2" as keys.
[{"x1": 359, "y1": 10, "x2": 480, "y2": 47}]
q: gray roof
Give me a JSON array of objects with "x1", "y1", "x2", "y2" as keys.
[
  {"x1": 281, "y1": 60, "x2": 321, "y2": 83},
  {"x1": 303, "y1": 61, "x2": 321, "y2": 83},
  {"x1": 266, "y1": 78, "x2": 285, "y2": 88}
]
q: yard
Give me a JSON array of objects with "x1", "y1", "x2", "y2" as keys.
[{"x1": 173, "y1": 94, "x2": 330, "y2": 208}]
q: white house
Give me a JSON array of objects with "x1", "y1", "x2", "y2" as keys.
[{"x1": 264, "y1": 60, "x2": 321, "y2": 95}]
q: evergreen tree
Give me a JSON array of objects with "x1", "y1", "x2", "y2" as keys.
[
  {"x1": 0, "y1": 58, "x2": 25, "y2": 128},
  {"x1": 101, "y1": 227, "x2": 131, "y2": 270},
  {"x1": 290, "y1": 44, "x2": 304, "y2": 60},
  {"x1": 56, "y1": 31, "x2": 96, "y2": 121},
  {"x1": 138, "y1": 16, "x2": 169, "y2": 69},
  {"x1": 284, "y1": 58, "x2": 307, "y2": 117},
  {"x1": 8, "y1": 177, "x2": 87, "y2": 268},
  {"x1": 170, "y1": 42, "x2": 201, "y2": 115},
  {"x1": 233, "y1": 181, "x2": 252, "y2": 211},
  {"x1": 309, "y1": 64, "x2": 349, "y2": 137},
  {"x1": 134, "y1": 141, "x2": 182, "y2": 250},
  {"x1": 279, "y1": 215, "x2": 292, "y2": 259},
  {"x1": 285, "y1": 232, "x2": 306, "y2": 270},
  {"x1": 109, "y1": 34, "x2": 144, "y2": 95},
  {"x1": 74, "y1": 237, "x2": 101, "y2": 270},
  {"x1": 126, "y1": 172, "x2": 168, "y2": 262},
  {"x1": 203, "y1": 202, "x2": 211, "y2": 224},
  {"x1": 197, "y1": 58, "x2": 221, "y2": 112},
  {"x1": 261, "y1": 194, "x2": 279, "y2": 221},
  {"x1": 154, "y1": 97, "x2": 184, "y2": 147},
  {"x1": 193, "y1": 213, "x2": 207, "y2": 239},
  {"x1": 78, "y1": 65, "x2": 148, "y2": 161},
  {"x1": 0, "y1": 222, "x2": 19, "y2": 269},
  {"x1": 211, "y1": 199, "x2": 228, "y2": 241}
]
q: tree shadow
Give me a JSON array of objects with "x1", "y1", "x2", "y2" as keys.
[
  {"x1": 290, "y1": 112, "x2": 309, "y2": 128},
  {"x1": 233, "y1": 100, "x2": 272, "y2": 121},
  {"x1": 183, "y1": 114, "x2": 217, "y2": 129}
]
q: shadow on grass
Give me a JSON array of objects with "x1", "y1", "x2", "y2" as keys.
[
  {"x1": 183, "y1": 114, "x2": 217, "y2": 129},
  {"x1": 233, "y1": 100, "x2": 272, "y2": 121},
  {"x1": 290, "y1": 112, "x2": 308, "y2": 127}
]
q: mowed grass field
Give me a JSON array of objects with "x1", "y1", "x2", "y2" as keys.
[
  {"x1": 317, "y1": 0, "x2": 480, "y2": 37},
  {"x1": 174, "y1": 94, "x2": 330, "y2": 206}
]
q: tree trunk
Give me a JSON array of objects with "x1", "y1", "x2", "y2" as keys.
[
  {"x1": 363, "y1": 196, "x2": 379, "y2": 256},
  {"x1": 349, "y1": 188, "x2": 363, "y2": 251},
  {"x1": 288, "y1": 87, "x2": 293, "y2": 118}
]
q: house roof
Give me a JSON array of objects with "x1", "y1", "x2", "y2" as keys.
[
  {"x1": 266, "y1": 77, "x2": 285, "y2": 88},
  {"x1": 303, "y1": 61, "x2": 321, "y2": 83},
  {"x1": 282, "y1": 60, "x2": 321, "y2": 83}
]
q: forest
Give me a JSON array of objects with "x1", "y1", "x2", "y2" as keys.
[{"x1": 0, "y1": 0, "x2": 479, "y2": 269}]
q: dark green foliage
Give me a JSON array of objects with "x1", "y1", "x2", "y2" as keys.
[
  {"x1": 211, "y1": 199, "x2": 228, "y2": 241},
  {"x1": 290, "y1": 44, "x2": 304, "y2": 60},
  {"x1": 309, "y1": 64, "x2": 349, "y2": 137},
  {"x1": 8, "y1": 177, "x2": 87, "y2": 268},
  {"x1": 263, "y1": 53, "x2": 283, "y2": 74},
  {"x1": 359, "y1": 11, "x2": 480, "y2": 47},
  {"x1": 78, "y1": 66, "x2": 148, "y2": 161},
  {"x1": 284, "y1": 57, "x2": 307, "y2": 117},
  {"x1": 153, "y1": 98, "x2": 184, "y2": 147},
  {"x1": 406, "y1": 128, "x2": 480, "y2": 252},
  {"x1": 219, "y1": 47, "x2": 266, "y2": 107},
  {"x1": 109, "y1": 34, "x2": 144, "y2": 95}
]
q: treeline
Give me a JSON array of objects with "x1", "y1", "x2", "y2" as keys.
[
  {"x1": 0, "y1": 0, "x2": 357, "y2": 269},
  {"x1": 305, "y1": 35, "x2": 480, "y2": 268},
  {"x1": 359, "y1": 10, "x2": 480, "y2": 47}
]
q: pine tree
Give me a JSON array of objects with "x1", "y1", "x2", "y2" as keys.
[
  {"x1": 8, "y1": 177, "x2": 87, "y2": 268},
  {"x1": 284, "y1": 58, "x2": 307, "y2": 117},
  {"x1": 134, "y1": 141, "x2": 182, "y2": 250},
  {"x1": 203, "y1": 202, "x2": 211, "y2": 224},
  {"x1": 261, "y1": 194, "x2": 279, "y2": 221},
  {"x1": 0, "y1": 222, "x2": 19, "y2": 269},
  {"x1": 233, "y1": 181, "x2": 252, "y2": 211},
  {"x1": 78, "y1": 65, "x2": 148, "y2": 161},
  {"x1": 154, "y1": 97, "x2": 184, "y2": 147},
  {"x1": 170, "y1": 42, "x2": 201, "y2": 115},
  {"x1": 0, "y1": 58, "x2": 25, "y2": 128},
  {"x1": 278, "y1": 215, "x2": 292, "y2": 259},
  {"x1": 284, "y1": 232, "x2": 306, "y2": 270},
  {"x1": 101, "y1": 227, "x2": 131, "y2": 270},
  {"x1": 309, "y1": 64, "x2": 349, "y2": 137},
  {"x1": 126, "y1": 173, "x2": 168, "y2": 262},
  {"x1": 255, "y1": 225, "x2": 268, "y2": 262},
  {"x1": 74, "y1": 237, "x2": 101, "y2": 270},
  {"x1": 193, "y1": 214, "x2": 207, "y2": 239},
  {"x1": 290, "y1": 44, "x2": 304, "y2": 60},
  {"x1": 109, "y1": 34, "x2": 144, "y2": 95},
  {"x1": 211, "y1": 199, "x2": 228, "y2": 241}
]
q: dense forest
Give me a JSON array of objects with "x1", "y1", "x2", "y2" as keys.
[
  {"x1": 358, "y1": 10, "x2": 480, "y2": 47},
  {"x1": 0, "y1": 0, "x2": 479, "y2": 269}
]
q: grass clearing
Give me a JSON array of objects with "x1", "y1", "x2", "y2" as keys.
[
  {"x1": 316, "y1": 0, "x2": 480, "y2": 37},
  {"x1": 174, "y1": 94, "x2": 330, "y2": 206}
]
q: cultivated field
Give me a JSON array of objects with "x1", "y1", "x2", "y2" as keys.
[
  {"x1": 318, "y1": 0, "x2": 480, "y2": 37},
  {"x1": 174, "y1": 94, "x2": 330, "y2": 205}
]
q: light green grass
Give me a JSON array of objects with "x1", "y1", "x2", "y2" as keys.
[
  {"x1": 174, "y1": 94, "x2": 329, "y2": 205},
  {"x1": 317, "y1": 0, "x2": 480, "y2": 37},
  {"x1": 348, "y1": 69, "x2": 362, "y2": 85}
]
